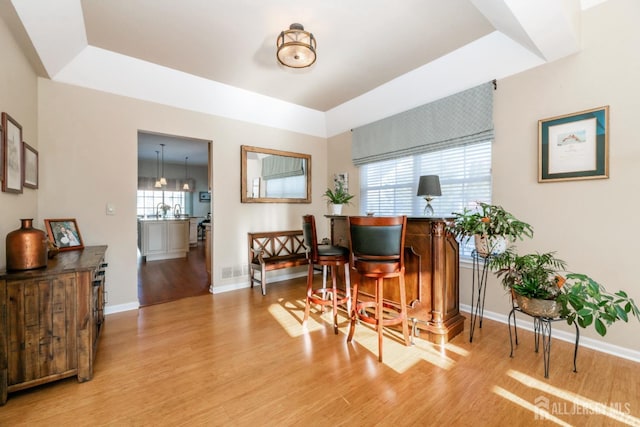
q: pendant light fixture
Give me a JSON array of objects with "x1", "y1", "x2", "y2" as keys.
[
  {"x1": 154, "y1": 150, "x2": 162, "y2": 188},
  {"x1": 182, "y1": 156, "x2": 190, "y2": 191},
  {"x1": 276, "y1": 23, "x2": 316, "y2": 68},
  {"x1": 159, "y1": 143, "x2": 167, "y2": 186}
]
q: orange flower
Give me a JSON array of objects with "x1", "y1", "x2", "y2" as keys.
[
  {"x1": 481, "y1": 217, "x2": 490, "y2": 223},
  {"x1": 555, "y1": 275, "x2": 566, "y2": 289}
]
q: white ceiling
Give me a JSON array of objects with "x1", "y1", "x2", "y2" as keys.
[
  {"x1": 82, "y1": 0, "x2": 495, "y2": 112},
  {"x1": 3, "y1": 0, "x2": 604, "y2": 164}
]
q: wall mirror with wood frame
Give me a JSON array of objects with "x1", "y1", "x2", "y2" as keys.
[{"x1": 241, "y1": 145, "x2": 311, "y2": 203}]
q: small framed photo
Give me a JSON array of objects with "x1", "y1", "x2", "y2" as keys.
[
  {"x1": 44, "y1": 218, "x2": 84, "y2": 251},
  {"x1": 23, "y1": 142, "x2": 38, "y2": 189},
  {"x1": 2, "y1": 112, "x2": 23, "y2": 193},
  {"x1": 539, "y1": 106, "x2": 609, "y2": 182},
  {"x1": 199, "y1": 191, "x2": 211, "y2": 202}
]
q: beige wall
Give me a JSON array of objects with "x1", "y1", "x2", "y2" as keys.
[
  {"x1": 327, "y1": 131, "x2": 360, "y2": 217},
  {"x1": 327, "y1": 0, "x2": 640, "y2": 353},
  {"x1": 485, "y1": 0, "x2": 640, "y2": 351},
  {"x1": 37, "y1": 80, "x2": 328, "y2": 307},
  {"x1": 0, "y1": 12, "x2": 39, "y2": 268}
]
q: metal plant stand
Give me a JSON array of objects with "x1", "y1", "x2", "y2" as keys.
[
  {"x1": 508, "y1": 303, "x2": 580, "y2": 378},
  {"x1": 469, "y1": 250, "x2": 492, "y2": 342}
]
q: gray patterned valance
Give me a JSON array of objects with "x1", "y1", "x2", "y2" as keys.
[
  {"x1": 261, "y1": 155, "x2": 305, "y2": 180},
  {"x1": 352, "y1": 82, "x2": 494, "y2": 166}
]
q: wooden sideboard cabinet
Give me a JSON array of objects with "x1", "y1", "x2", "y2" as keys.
[
  {"x1": 327, "y1": 216, "x2": 464, "y2": 344},
  {"x1": 0, "y1": 245, "x2": 108, "y2": 405}
]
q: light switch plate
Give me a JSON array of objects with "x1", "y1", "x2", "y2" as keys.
[{"x1": 106, "y1": 203, "x2": 116, "y2": 215}]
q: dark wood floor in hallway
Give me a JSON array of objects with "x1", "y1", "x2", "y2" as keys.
[{"x1": 137, "y1": 241, "x2": 210, "y2": 306}]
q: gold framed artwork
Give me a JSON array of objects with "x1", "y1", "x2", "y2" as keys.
[{"x1": 538, "y1": 106, "x2": 609, "y2": 183}]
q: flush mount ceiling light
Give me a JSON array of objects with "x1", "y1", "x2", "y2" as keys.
[{"x1": 276, "y1": 23, "x2": 316, "y2": 68}]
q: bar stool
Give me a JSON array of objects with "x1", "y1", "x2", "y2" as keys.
[
  {"x1": 347, "y1": 215, "x2": 410, "y2": 362},
  {"x1": 302, "y1": 215, "x2": 351, "y2": 334}
]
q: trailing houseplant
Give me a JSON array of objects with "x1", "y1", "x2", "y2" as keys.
[
  {"x1": 323, "y1": 181, "x2": 354, "y2": 215},
  {"x1": 490, "y1": 249, "x2": 640, "y2": 336},
  {"x1": 448, "y1": 202, "x2": 533, "y2": 256}
]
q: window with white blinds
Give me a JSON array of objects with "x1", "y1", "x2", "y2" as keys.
[
  {"x1": 265, "y1": 175, "x2": 306, "y2": 198},
  {"x1": 360, "y1": 140, "x2": 492, "y2": 257},
  {"x1": 137, "y1": 190, "x2": 187, "y2": 218}
]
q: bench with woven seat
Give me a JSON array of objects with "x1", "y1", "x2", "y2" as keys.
[{"x1": 248, "y1": 230, "x2": 309, "y2": 295}]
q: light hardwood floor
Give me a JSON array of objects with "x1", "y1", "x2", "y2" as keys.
[{"x1": 1, "y1": 276, "x2": 639, "y2": 426}]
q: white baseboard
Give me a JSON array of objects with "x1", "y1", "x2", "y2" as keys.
[
  {"x1": 460, "y1": 304, "x2": 640, "y2": 364},
  {"x1": 104, "y1": 272, "x2": 309, "y2": 313},
  {"x1": 105, "y1": 301, "x2": 139, "y2": 315},
  {"x1": 210, "y1": 271, "x2": 308, "y2": 294}
]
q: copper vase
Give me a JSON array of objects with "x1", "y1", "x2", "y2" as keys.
[{"x1": 6, "y1": 218, "x2": 49, "y2": 271}]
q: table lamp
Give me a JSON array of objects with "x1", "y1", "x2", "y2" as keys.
[{"x1": 417, "y1": 175, "x2": 441, "y2": 215}]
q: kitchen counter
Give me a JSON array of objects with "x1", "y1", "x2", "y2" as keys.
[
  {"x1": 137, "y1": 218, "x2": 190, "y2": 261},
  {"x1": 138, "y1": 216, "x2": 195, "y2": 221}
]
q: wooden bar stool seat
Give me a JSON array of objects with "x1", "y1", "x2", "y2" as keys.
[
  {"x1": 302, "y1": 215, "x2": 351, "y2": 334},
  {"x1": 347, "y1": 215, "x2": 410, "y2": 362}
]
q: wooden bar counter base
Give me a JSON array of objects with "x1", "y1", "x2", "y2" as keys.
[
  {"x1": 328, "y1": 216, "x2": 464, "y2": 344},
  {"x1": 0, "y1": 245, "x2": 108, "y2": 405}
]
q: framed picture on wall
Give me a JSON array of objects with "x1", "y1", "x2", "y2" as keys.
[
  {"x1": 0, "y1": 125, "x2": 3, "y2": 184},
  {"x1": 199, "y1": 191, "x2": 211, "y2": 202},
  {"x1": 44, "y1": 218, "x2": 85, "y2": 251},
  {"x1": 23, "y1": 142, "x2": 38, "y2": 189},
  {"x1": 2, "y1": 112, "x2": 23, "y2": 193},
  {"x1": 538, "y1": 106, "x2": 609, "y2": 182}
]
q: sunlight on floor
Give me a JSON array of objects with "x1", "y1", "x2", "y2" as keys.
[
  {"x1": 268, "y1": 298, "x2": 463, "y2": 373},
  {"x1": 507, "y1": 370, "x2": 640, "y2": 426},
  {"x1": 268, "y1": 298, "x2": 322, "y2": 337},
  {"x1": 493, "y1": 386, "x2": 572, "y2": 426}
]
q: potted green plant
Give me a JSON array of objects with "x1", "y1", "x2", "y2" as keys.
[
  {"x1": 448, "y1": 202, "x2": 533, "y2": 257},
  {"x1": 490, "y1": 249, "x2": 640, "y2": 336},
  {"x1": 323, "y1": 181, "x2": 354, "y2": 215}
]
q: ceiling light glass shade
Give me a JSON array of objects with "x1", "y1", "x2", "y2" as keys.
[
  {"x1": 154, "y1": 150, "x2": 162, "y2": 188},
  {"x1": 159, "y1": 143, "x2": 167, "y2": 186},
  {"x1": 182, "y1": 156, "x2": 190, "y2": 191},
  {"x1": 276, "y1": 23, "x2": 316, "y2": 68}
]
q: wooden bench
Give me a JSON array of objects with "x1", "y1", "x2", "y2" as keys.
[{"x1": 248, "y1": 230, "x2": 309, "y2": 295}]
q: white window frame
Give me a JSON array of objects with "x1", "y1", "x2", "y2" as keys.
[
  {"x1": 137, "y1": 190, "x2": 187, "y2": 217},
  {"x1": 359, "y1": 141, "x2": 492, "y2": 258}
]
